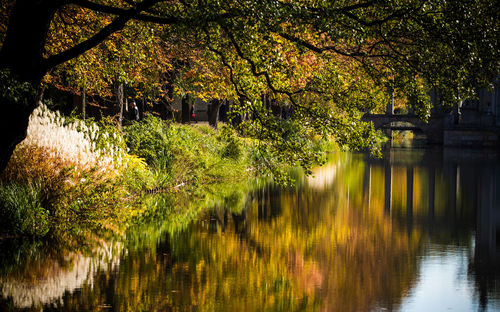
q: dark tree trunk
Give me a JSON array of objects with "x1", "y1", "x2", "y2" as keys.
[
  {"x1": 208, "y1": 99, "x2": 222, "y2": 129},
  {"x1": 157, "y1": 77, "x2": 174, "y2": 119},
  {"x1": 0, "y1": 93, "x2": 35, "y2": 173},
  {"x1": 271, "y1": 101, "x2": 282, "y2": 118},
  {"x1": 165, "y1": 82, "x2": 175, "y2": 119},
  {"x1": 0, "y1": 0, "x2": 60, "y2": 82},
  {"x1": 0, "y1": 0, "x2": 61, "y2": 173},
  {"x1": 0, "y1": 0, "x2": 152, "y2": 173},
  {"x1": 181, "y1": 94, "x2": 190, "y2": 124}
]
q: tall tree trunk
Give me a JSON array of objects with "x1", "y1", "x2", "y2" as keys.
[
  {"x1": 0, "y1": 0, "x2": 58, "y2": 82},
  {"x1": 82, "y1": 84, "x2": 86, "y2": 120},
  {"x1": 181, "y1": 94, "x2": 191, "y2": 124},
  {"x1": 271, "y1": 98, "x2": 282, "y2": 118},
  {"x1": 208, "y1": 99, "x2": 221, "y2": 129},
  {"x1": 160, "y1": 81, "x2": 174, "y2": 119},
  {"x1": 114, "y1": 81, "x2": 124, "y2": 128},
  {"x1": 141, "y1": 95, "x2": 146, "y2": 118},
  {"x1": 263, "y1": 93, "x2": 270, "y2": 110},
  {"x1": 0, "y1": 0, "x2": 60, "y2": 173}
]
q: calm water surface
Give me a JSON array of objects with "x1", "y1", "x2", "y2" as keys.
[{"x1": 1, "y1": 148, "x2": 499, "y2": 311}]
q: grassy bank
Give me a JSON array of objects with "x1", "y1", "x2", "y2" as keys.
[{"x1": 0, "y1": 105, "x2": 332, "y2": 242}]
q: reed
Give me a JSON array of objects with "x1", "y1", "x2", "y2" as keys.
[{"x1": 19, "y1": 103, "x2": 124, "y2": 171}]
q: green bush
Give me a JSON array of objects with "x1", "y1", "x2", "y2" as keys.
[
  {"x1": 123, "y1": 116, "x2": 250, "y2": 188},
  {"x1": 0, "y1": 182, "x2": 49, "y2": 237},
  {"x1": 124, "y1": 116, "x2": 175, "y2": 170}
]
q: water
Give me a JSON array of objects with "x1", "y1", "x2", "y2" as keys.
[{"x1": 1, "y1": 148, "x2": 499, "y2": 311}]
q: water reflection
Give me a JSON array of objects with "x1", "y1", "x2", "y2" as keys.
[
  {"x1": 0, "y1": 148, "x2": 499, "y2": 311},
  {"x1": 0, "y1": 239, "x2": 122, "y2": 309},
  {"x1": 368, "y1": 148, "x2": 500, "y2": 311}
]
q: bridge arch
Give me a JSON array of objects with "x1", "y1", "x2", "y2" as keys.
[{"x1": 361, "y1": 113, "x2": 444, "y2": 144}]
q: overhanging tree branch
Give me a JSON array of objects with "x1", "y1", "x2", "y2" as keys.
[
  {"x1": 72, "y1": 0, "x2": 239, "y2": 25},
  {"x1": 71, "y1": 0, "x2": 183, "y2": 23},
  {"x1": 44, "y1": 0, "x2": 161, "y2": 70},
  {"x1": 276, "y1": 0, "x2": 379, "y2": 16},
  {"x1": 278, "y1": 32, "x2": 387, "y2": 58}
]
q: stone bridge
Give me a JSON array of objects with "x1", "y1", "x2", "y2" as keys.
[{"x1": 361, "y1": 113, "x2": 445, "y2": 144}]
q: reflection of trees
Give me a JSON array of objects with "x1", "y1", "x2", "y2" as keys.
[
  {"x1": 0, "y1": 179, "x2": 258, "y2": 311},
  {"x1": 2, "y1": 150, "x2": 499, "y2": 311},
  {"x1": 0, "y1": 240, "x2": 122, "y2": 309},
  {"x1": 468, "y1": 164, "x2": 500, "y2": 310},
  {"x1": 261, "y1": 161, "x2": 422, "y2": 311},
  {"x1": 1, "y1": 154, "x2": 419, "y2": 311},
  {"x1": 56, "y1": 155, "x2": 422, "y2": 311},
  {"x1": 371, "y1": 149, "x2": 500, "y2": 309}
]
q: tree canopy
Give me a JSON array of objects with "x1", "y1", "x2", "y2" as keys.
[{"x1": 0, "y1": 0, "x2": 499, "y2": 173}]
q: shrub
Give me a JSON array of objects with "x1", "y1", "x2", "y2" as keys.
[
  {"x1": 124, "y1": 116, "x2": 252, "y2": 188},
  {"x1": 124, "y1": 116, "x2": 174, "y2": 167},
  {"x1": 0, "y1": 182, "x2": 49, "y2": 237}
]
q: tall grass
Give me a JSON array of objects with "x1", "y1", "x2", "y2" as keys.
[
  {"x1": 22, "y1": 103, "x2": 124, "y2": 171},
  {"x1": 0, "y1": 182, "x2": 48, "y2": 237}
]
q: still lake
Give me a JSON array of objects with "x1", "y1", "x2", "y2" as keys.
[{"x1": 1, "y1": 148, "x2": 499, "y2": 311}]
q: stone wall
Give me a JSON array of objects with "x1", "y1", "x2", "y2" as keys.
[{"x1": 444, "y1": 130, "x2": 499, "y2": 147}]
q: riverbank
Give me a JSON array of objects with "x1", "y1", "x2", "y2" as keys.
[{"x1": 0, "y1": 104, "x2": 331, "y2": 244}]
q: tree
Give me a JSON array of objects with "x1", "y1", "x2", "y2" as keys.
[
  {"x1": 42, "y1": 4, "x2": 177, "y2": 118},
  {"x1": 1, "y1": 0, "x2": 498, "y2": 173}
]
